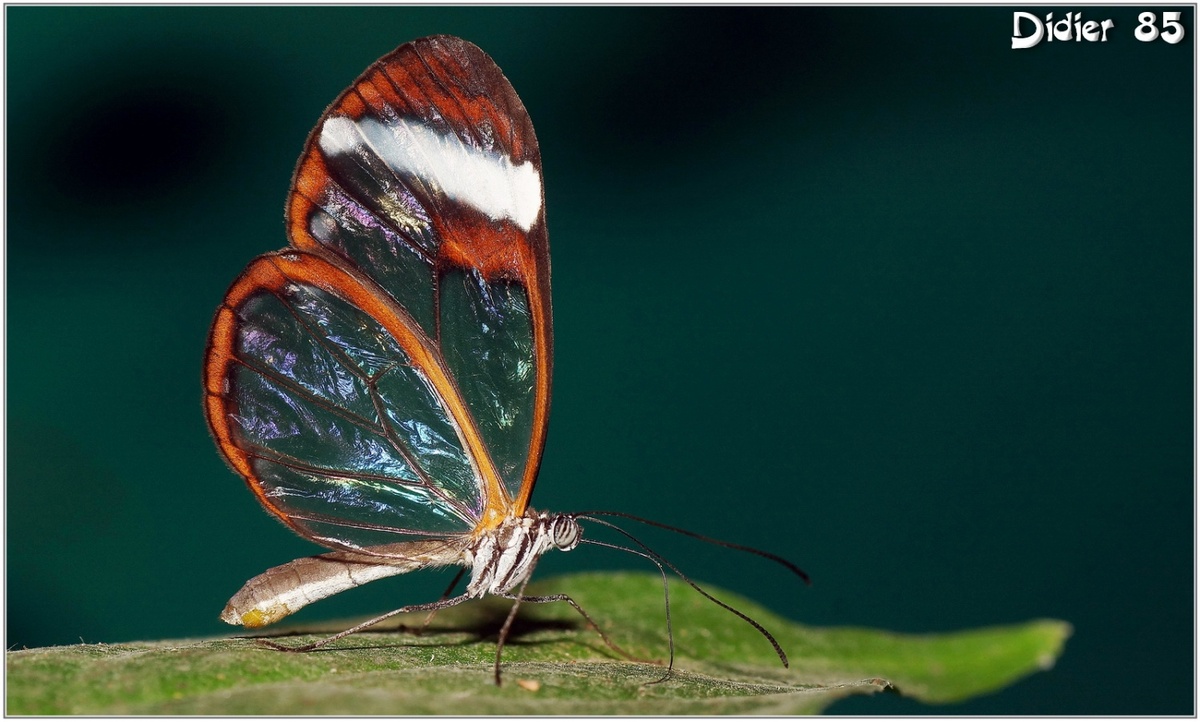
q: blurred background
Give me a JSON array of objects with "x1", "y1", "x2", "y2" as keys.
[{"x1": 6, "y1": 6, "x2": 1193, "y2": 714}]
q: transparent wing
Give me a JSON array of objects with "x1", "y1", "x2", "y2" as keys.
[
  {"x1": 285, "y1": 36, "x2": 552, "y2": 513},
  {"x1": 206, "y1": 252, "x2": 493, "y2": 546},
  {"x1": 205, "y1": 37, "x2": 552, "y2": 550}
]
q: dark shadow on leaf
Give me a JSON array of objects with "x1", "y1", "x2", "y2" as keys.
[{"x1": 229, "y1": 603, "x2": 591, "y2": 654}]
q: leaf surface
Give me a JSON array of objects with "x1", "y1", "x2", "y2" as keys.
[{"x1": 6, "y1": 572, "x2": 1070, "y2": 714}]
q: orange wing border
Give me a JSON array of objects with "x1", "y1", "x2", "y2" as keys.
[{"x1": 203, "y1": 250, "x2": 518, "y2": 535}]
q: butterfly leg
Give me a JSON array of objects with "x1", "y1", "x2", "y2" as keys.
[
  {"x1": 417, "y1": 568, "x2": 468, "y2": 635},
  {"x1": 257, "y1": 592, "x2": 473, "y2": 653},
  {"x1": 489, "y1": 575, "x2": 534, "y2": 685},
  {"x1": 496, "y1": 589, "x2": 661, "y2": 669}
]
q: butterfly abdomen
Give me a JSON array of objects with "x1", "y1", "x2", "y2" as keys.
[{"x1": 221, "y1": 539, "x2": 471, "y2": 628}]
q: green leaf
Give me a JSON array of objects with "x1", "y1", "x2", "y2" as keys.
[{"x1": 6, "y1": 572, "x2": 1069, "y2": 714}]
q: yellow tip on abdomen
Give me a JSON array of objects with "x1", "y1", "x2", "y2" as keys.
[{"x1": 240, "y1": 609, "x2": 272, "y2": 628}]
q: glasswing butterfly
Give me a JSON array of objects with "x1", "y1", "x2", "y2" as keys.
[{"x1": 205, "y1": 35, "x2": 807, "y2": 685}]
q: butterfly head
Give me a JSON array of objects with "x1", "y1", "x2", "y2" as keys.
[{"x1": 546, "y1": 512, "x2": 582, "y2": 552}]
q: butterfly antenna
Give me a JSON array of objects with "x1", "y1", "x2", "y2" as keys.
[
  {"x1": 580, "y1": 515, "x2": 790, "y2": 669},
  {"x1": 577, "y1": 509, "x2": 810, "y2": 585},
  {"x1": 581, "y1": 537, "x2": 676, "y2": 683}
]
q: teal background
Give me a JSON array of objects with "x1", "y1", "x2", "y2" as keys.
[{"x1": 6, "y1": 6, "x2": 1193, "y2": 714}]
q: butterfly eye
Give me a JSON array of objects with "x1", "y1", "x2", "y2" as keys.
[{"x1": 550, "y1": 515, "x2": 581, "y2": 551}]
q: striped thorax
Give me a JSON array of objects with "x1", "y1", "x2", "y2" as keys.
[{"x1": 466, "y1": 511, "x2": 580, "y2": 597}]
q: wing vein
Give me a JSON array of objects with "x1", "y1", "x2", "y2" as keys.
[
  {"x1": 234, "y1": 285, "x2": 457, "y2": 503},
  {"x1": 285, "y1": 509, "x2": 458, "y2": 541},
  {"x1": 308, "y1": 153, "x2": 437, "y2": 265},
  {"x1": 365, "y1": 366, "x2": 479, "y2": 521},
  {"x1": 409, "y1": 47, "x2": 487, "y2": 151}
]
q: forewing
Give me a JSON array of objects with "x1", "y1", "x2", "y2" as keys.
[
  {"x1": 285, "y1": 36, "x2": 552, "y2": 514},
  {"x1": 205, "y1": 36, "x2": 552, "y2": 552}
]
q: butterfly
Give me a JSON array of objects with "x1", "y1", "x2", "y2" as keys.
[{"x1": 204, "y1": 35, "x2": 807, "y2": 685}]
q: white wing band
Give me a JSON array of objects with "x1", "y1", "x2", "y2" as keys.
[{"x1": 320, "y1": 116, "x2": 543, "y2": 233}]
